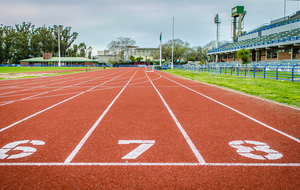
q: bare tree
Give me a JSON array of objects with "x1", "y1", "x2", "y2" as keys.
[{"x1": 107, "y1": 37, "x2": 136, "y2": 61}]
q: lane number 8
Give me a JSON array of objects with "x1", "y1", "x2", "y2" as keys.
[{"x1": 229, "y1": 140, "x2": 283, "y2": 160}]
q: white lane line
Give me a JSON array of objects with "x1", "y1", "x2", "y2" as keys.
[
  {"x1": 64, "y1": 69, "x2": 139, "y2": 163},
  {"x1": 161, "y1": 74, "x2": 300, "y2": 144},
  {"x1": 0, "y1": 70, "x2": 123, "y2": 107},
  {"x1": 145, "y1": 71, "x2": 206, "y2": 164},
  {"x1": 0, "y1": 70, "x2": 132, "y2": 133},
  {"x1": 0, "y1": 162, "x2": 299, "y2": 167},
  {"x1": 0, "y1": 71, "x2": 99, "y2": 96}
]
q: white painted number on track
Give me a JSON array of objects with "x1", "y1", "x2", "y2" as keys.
[
  {"x1": 229, "y1": 140, "x2": 283, "y2": 160},
  {"x1": 0, "y1": 140, "x2": 45, "y2": 159},
  {"x1": 118, "y1": 140, "x2": 155, "y2": 159}
]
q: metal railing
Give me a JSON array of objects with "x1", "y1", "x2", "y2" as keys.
[{"x1": 174, "y1": 61, "x2": 300, "y2": 82}]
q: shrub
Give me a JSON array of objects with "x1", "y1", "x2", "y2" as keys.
[{"x1": 236, "y1": 48, "x2": 250, "y2": 64}]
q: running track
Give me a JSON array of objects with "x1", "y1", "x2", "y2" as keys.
[{"x1": 0, "y1": 68, "x2": 299, "y2": 189}]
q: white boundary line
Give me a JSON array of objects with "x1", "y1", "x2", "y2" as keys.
[
  {"x1": 0, "y1": 162, "x2": 299, "y2": 167},
  {"x1": 159, "y1": 73, "x2": 300, "y2": 144},
  {"x1": 145, "y1": 71, "x2": 206, "y2": 163},
  {"x1": 0, "y1": 69, "x2": 132, "y2": 133},
  {"x1": 64, "y1": 69, "x2": 139, "y2": 163},
  {"x1": 163, "y1": 71, "x2": 300, "y2": 111},
  {"x1": 0, "y1": 71, "x2": 122, "y2": 107}
]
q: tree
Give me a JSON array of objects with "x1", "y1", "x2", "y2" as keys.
[
  {"x1": 236, "y1": 48, "x2": 250, "y2": 64},
  {"x1": 86, "y1": 46, "x2": 93, "y2": 59},
  {"x1": 186, "y1": 46, "x2": 207, "y2": 62},
  {"x1": 136, "y1": 56, "x2": 143, "y2": 62},
  {"x1": 53, "y1": 25, "x2": 78, "y2": 56},
  {"x1": 13, "y1": 22, "x2": 35, "y2": 63},
  {"x1": 130, "y1": 55, "x2": 135, "y2": 63},
  {"x1": 2, "y1": 26, "x2": 15, "y2": 64},
  {"x1": 107, "y1": 37, "x2": 136, "y2": 61},
  {"x1": 154, "y1": 39, "x2": 190, "y2": 64},
  {"x1": 35, "y1": 26, "x2": 55, "y2": 54},
  {"x1": 78, "y1": 42, "x2": 87, "y2": 57}
]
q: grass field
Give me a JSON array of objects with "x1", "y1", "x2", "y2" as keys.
[
  {"x1": 0, "y1": 67, "x2": 101, "y2": 73},
  {"x1": 0, "y1": 67, "x2": 107, "y2": 80},
  {"x1": 164, "y1": 69, "x2": 300, "y2": 108}
]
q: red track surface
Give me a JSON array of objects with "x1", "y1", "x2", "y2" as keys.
[{"x1": 0, "y1": 68, "x2": 299, "y2": 189}]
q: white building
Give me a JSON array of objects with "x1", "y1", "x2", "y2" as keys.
[{"x1": 94, "y1": 46, "x2": 158, "y2": 63}]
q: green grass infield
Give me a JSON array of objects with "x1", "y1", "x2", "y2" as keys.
[
  {"x1": 0, "y1": 67, "x2": 107, "y2": 80},
  {"x1": 0, "y1": 67, "x2": 103, "y2": 73},
  {"x1": 164, "y1": 69, "x2": 300, "y2": 108}
]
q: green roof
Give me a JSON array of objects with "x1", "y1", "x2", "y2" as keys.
[{"x1": 19, "y1": 57, "x2": 98, "y2": 63}]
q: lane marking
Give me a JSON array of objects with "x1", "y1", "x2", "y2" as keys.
[
  {"x1": 0, "y1": 162, "x2": 299, "y2": 167},
  {"x1": 0, "y1": 70, "x2": 123, "y2": 106},
  {"x1": 0, "y1": 70, "x2": 132, "y2": 133},
  {"x1": 160, "y1": 74, "x2": 300, "y2": 144},
  {"x1": 145, "y1": 71, "x2": 206, "y2": 164},
  {"x1": 164, "y1": 72, "x2": 300, "y2": 111},
  {"x1": 64, "y1": 69, "x2": 139, "y2": 163},
  {"x1": 0, "y1": 140, "x2": 45, "y2": 159},
  {"x1": 119, "y1": 140, "x2": 155, "y2": 159},
  {"x1": 229, "y1": 140, "x2": 283, "y2": 160}
]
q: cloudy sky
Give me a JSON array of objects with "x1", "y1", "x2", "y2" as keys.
[{"x1": 1, "y1": 0, "x2": 299, "y2": 55}]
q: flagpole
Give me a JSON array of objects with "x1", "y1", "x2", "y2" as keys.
[{"x1": 160, "y1": 32, "x2": 162, "y2": 67}]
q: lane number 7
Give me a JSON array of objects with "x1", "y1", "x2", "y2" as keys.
[{"x1": 118, "y1": 140, "x2": 155, "y2": 159}]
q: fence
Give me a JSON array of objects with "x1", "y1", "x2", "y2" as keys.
[{"x1": 174, "y1": 61, "x2": 300, "y2": 82}]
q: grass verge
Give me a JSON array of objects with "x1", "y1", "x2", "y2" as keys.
[
  {"x1": 164, "y1": 69, "x2": 300, "y2": 108},
  {"x1": 0, "y1": 67, "x2": 108, "y2": 80},
  {"x1": 0, "y1": 67, "x2": 103, "y2": 73}
]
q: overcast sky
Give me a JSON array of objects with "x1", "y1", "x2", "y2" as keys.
[{"x1": 1, "y1": 0, "x2": 299, "y2": 55}]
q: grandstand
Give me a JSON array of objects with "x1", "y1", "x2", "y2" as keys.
[{"x1": 208, "y1": 10, "x2": 300, "y2": 62}]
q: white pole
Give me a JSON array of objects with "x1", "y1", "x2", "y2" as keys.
[
  {"x1": 284, "y1": 0, "x2": 286, "y2": 20},
  {"x1": 172, "y1": 17, "x2": 174, "y2": 69},
  {"x1": 216, "y1": 22, "x2": 218, "y2": 62},
  {"x1": 58, "y1": 32, "x2": 61, "y2": 67}
]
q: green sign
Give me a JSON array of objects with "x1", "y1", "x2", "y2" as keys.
[{"x1": 232, "y1": 6, "x2": 244, "y2": 17}]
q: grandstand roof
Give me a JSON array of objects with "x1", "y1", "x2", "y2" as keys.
[
  {"x1": 19, "y1": 57, "x2": 98, "y2": 63},
  {"x1": 208, "y1": 17, "x2": 300, "y2": 55}
]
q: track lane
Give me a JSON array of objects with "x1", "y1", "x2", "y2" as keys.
[
  {"x1": 0, "y1": 68, "x2": 299, "y2": 189},
  {"x1": 160, "y1": 71, "x2": 300, "y2": 138},
  {"x1": 0, "y1": 70, "x2": 112, "y2": 103},
  {"x1": 0, "y1": 68, "x2": 135, "y2": 163},
  {"x1": 148, "y1": 71, "x2": 300, "y2": 164},
  {"x1": 68, "y1": 68, "x2": 201, "y2": 163},
  {"x1": 0, "y1": 69, "x2": 125, "y2": 129}
]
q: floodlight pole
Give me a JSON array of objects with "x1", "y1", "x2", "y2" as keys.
[
  {"x1": 214, "y1": 14, "x2": 221, "y2": 62},
  {"x1": 58, "y1": 32, "x2": 61, "y2": 67},
  {"x1": 172, "y1": 17, "x2": 174, "y2": 69},
  {"x1": 56, "y1": 25, "x2": 63, "y2": 67}
]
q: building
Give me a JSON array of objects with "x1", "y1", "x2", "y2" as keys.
[
  {"x1": 20, "y1": 53, "x2": 98, "y2": 66},
  {"x1": 95, "y1": 46, "x2": 158, "y2": 63},
  {"x1": 208, "y1": 11, "x2": 300, "y2": 62},
  {"x1": 126, "y1": 47, "x2": 158, "y2": 61}
]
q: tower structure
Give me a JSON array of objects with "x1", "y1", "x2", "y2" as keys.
[
  {"x1": 231, "y1": 6, "x2": 246, "y2": 41},
  {"x1": 214, "y1": 14, "x2": 221, "y2": 62}
]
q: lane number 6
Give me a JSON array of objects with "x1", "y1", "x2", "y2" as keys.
[{"x1": 0, "y1": 140, "x2": 45, "y2": 159}]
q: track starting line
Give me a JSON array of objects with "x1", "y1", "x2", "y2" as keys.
[{"x1": 1, "y1": 162, "x2": 299, "y2": 166}]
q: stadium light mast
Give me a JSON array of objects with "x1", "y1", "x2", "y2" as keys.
[
  {"x1": 214, "y1": 14, "x2": 221, "y2": 62},
  {"x1": 231, "y1": 6, "x2": 246, "y2": 41},
  {"x1": 56, "y1": 25, "x2": 63, "y2": 67}
]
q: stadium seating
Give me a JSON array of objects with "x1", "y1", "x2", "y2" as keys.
[{"x1": 209, "y1": 19, "x2": 300, "y2": 54}]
